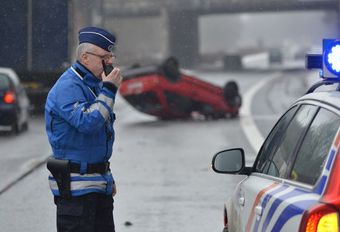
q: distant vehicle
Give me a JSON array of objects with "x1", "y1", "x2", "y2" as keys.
[
  {"x1": 0, "y1": 68, "x2": 30, "y2": 133},
  {"x1": 211, "y1": 39, "x2": 340, "y2": 232},
  {"x1": 119, "y1": 57, "x2": 242, "y2": 120}
]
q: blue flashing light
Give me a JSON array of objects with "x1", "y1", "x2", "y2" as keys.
[
  {"x1": 306, "y1": 39, "x2": 340, "y2": 93},
  {"x1": 326, "y1": 45, "x2": 340, "y2": 73},
  {"x1": 305, "y1": 39, "x2": 340, "y2": 80},
  {"x1": 323, "y1": 39, "x2": 340, "y2": 77}
]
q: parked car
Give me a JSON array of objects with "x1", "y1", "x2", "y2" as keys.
[
  {"x1": 0, "y1": 67, "x2": 30, "y2": 133},
  {"x1": 211, "y1": 39, "x2": 340, "y2": 232},
  {"x1": 119, "y1": 57, "x2": 241, "y2": 120}
]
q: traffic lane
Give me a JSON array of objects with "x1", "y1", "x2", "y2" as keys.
[
  {"x1": 0, "y1": 99, "x2": 249, "y2": 232},
  {"x1": 0, "y1": 115, "x2": 50, "y2": 192},
  {"x1": 110, "y1": 70, "x2": 306, "y2": 231},
  {"x1": 195, "y1": 70, "x2": 278, "y2": 155},
  {"x1": 112, "y1": 119, "x2": 248, "y2": 232},
  {"x1": 0, "y1": 164, "x2": 55, "y2": 232},
  {"x1": 0, "y1": 71, "x2": 273, "y2": 231},
  {"x1": 110, "y1": 73, "x2": 266, "y2": 232}
]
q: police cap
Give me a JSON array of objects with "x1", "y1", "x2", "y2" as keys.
[{"x1": 79, "y1": 26, "x2": 116, "y2": 52}]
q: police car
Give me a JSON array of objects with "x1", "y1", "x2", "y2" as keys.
[{"x1": 212, "y1": 39, "x2": 340, "y2": 232}]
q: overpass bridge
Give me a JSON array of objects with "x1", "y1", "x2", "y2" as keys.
[
  {"x1": 75, "y1": 0, "x2": 339, "y2": 67},
  {"x1": 104, "y1": 0, "x2": 337, "y2": 17}
]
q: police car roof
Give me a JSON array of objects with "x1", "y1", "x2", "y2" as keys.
[{"x1": 297, "y1": 90, "x2": 340, "y2": 109}]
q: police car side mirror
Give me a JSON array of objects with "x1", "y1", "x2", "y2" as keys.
[{"x1": 212, "y1": 148, "x2": 245, "y2": 174}]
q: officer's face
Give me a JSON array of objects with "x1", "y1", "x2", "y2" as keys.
[{"x1": 83, "y1": 46, "x2": 114, "y2": 79}]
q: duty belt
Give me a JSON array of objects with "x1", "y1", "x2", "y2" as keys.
[{"x1": 70, "y1": 162, "x2": 110, "y2": 174}]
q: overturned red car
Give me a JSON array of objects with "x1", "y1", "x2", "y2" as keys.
[{"x1": 119, "y1": 57, "x2": 241, "y2": 120}]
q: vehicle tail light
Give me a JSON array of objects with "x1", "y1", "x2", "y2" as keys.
[
  {"x1": 299, "y1": 203, "x2": 339, "y2": 232},
  {"x1": 3, "y1": 91, "x2": 16, "y2": 104}
]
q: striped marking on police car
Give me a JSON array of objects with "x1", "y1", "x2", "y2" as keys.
[
  {"x1": 246, "y1": 184, "x2": 320, "y2": 232},
  {"x1": 246, "y1": 128, "x2": 340, "y2": 231},
  {"x1": 245, "y1": 182, "x2": 279, "y2": 232},
  {"x1": 250, "y1": 184, "x2": 290, "y2": 232},
  {"x1": 259, "y1": 192, "x2": 319, "y2": 231},
  {"x1": 256, "y1": 185, "x2": 297, "y2": 231}
]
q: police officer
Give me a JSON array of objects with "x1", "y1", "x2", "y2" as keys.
[{"x1": 45, "y1": 26, "x2": 122, "y2": 232}]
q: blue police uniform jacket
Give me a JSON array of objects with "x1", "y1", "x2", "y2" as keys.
[{"x1": 45, "y1": 61, "x2": 117, "y2": 196}]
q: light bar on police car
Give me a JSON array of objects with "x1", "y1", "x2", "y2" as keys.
[{"x1": 306, "y1": 39, "x2": 340, "y2": 80}]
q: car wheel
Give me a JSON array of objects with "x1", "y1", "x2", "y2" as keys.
[
  {"x1": 160, "y1": 57, "x2": 181, "y2": 82},
  {"x1": 223, "y1": 81, "x2": 242, "y2": 108}
]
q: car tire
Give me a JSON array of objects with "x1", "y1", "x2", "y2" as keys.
[
  {"x1": 223, "y1": 81, "x2": 242, "y2": 108},
  {"x1": 160, "y1": 57, "x2": 181, "y2": 82}
]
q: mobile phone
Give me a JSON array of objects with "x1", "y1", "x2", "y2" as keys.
[{"x1": 102, "y1": 60, "x2": 114, "y2": 76}]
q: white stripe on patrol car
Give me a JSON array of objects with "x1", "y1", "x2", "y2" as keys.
[
  {"x1": 248, "y1": 184, "x2": 320, "y2": 232},
  {"x1": 245, "y1": 182, "x2": 280, "y2": 232},
  {"x1": 250, "y1": 184, "x2": 289, "y2": 231},
  {"x1": 246, "y1": 128, "x2": 340, "y2": 231},
  {"x1": 257, "y1": 186, "x2": 295, "y2": 231},
  {"x1": 263, "y1": 193, "x2": 319, "y2": 232}
]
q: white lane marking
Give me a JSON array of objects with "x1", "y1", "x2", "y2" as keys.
[{"x1": 240, "y1": 72, "x2": 282, "y2": 153}]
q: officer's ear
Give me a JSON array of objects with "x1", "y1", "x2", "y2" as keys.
[{"x1": 81, "y1": 52, "x2": 90, "y2": 65}]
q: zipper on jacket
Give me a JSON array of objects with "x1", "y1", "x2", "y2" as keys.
[
  {"x1": 105, "y1": 122, "x2": 110, "y2": 159},
  {"x1": 105, "y1": 118, "x2": 114, "y2": 159}
]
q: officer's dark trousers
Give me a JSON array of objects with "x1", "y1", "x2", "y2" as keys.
[{"x1": 54, "y1": 193, "x2": 115, "y2": 232}]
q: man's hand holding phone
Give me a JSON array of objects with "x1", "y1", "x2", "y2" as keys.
[{"x1": 102, "y1": 61, "x2": 123, "y2": 88}]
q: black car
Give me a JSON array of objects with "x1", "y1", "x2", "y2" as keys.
[{"x1": 0, "y1": 68, "x2": 30, "y2": 133}]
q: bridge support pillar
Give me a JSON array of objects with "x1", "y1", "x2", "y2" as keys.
[{"x1": 167, "y1": 11, "x2": 199, "y2": 68}]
